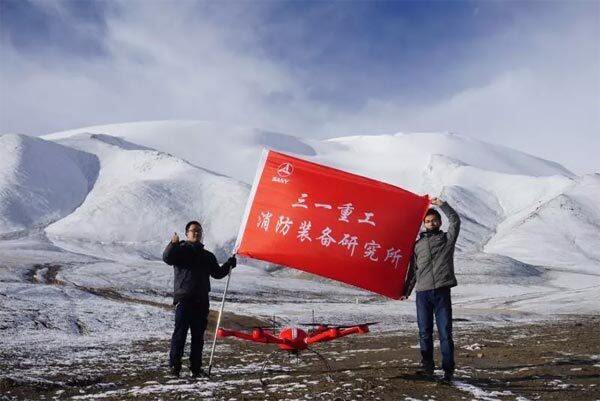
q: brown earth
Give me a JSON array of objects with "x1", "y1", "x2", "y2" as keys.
[{"x1": 1, "y1": 315, "x2": 599, "y2": 400}]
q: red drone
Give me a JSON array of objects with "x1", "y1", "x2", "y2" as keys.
[{"x1": 217, "y1": 322, "x2": 378, "y2": 383}]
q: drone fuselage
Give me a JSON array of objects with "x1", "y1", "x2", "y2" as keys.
[{"x1": 217, "y1": 324, "x2": 370, "y2": 352}]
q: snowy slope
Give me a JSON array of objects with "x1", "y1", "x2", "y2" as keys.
[
  {"x1": 486, "y1": 174, "x2": 600, "y2": 274},
  {"x1": 312, "y1": 132, "x2": 575, "y2": 193},
  {"x1": 421, "y1": 154, "x2": 575, "y2": 251},
  {"x1": 44, "y1": 121, "x2": 319, "y2": 184},
  {"x1": 42, "y1": 121, "x2": 592, "y2": 274},
  {"x1": 0, "y1": 134, "x2": 98, "y2": 236},
  {"x1": 0, "y1": 120, "x2": 592, "y2": 292},
  {"x1": 45, "y1": 122, "x2": 574, "y2": 186},
  {"x1": 44, "y1": 133, "x2": 249, "y2": 260}
]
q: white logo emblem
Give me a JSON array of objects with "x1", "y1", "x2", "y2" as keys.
[{"x1": 277, "y1": 163, "x2": 294, "y2": 178}]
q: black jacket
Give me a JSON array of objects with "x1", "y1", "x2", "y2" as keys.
[
  {"x1": 162, "y1": 241, "x2": 232, "y2": 305},
  {"x1": 404, "y1": 202, "x2": 461, "y2": 297}
]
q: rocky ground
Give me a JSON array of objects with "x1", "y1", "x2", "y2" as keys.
[{"x1": 1, "y1": 314, "x2": 599, "y2": 401}]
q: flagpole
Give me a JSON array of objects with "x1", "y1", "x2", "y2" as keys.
[
  {"x1": 207, "y1": 149, "x2": 266, "y2": 377},
  {"x1": 207, "y1": 266, "x2": 233, "y2": 377}
]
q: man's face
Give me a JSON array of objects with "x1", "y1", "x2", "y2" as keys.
[
  {"x1": 424, "y1": 214, "x2": 441, "y2": 231},
  {"x1": 186, "y1": 224, "x2": 202, "y2": 243}
]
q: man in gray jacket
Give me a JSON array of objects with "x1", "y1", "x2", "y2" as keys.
[{"x1": 403, "y1": 197, "x2": 460, "y2": 381}]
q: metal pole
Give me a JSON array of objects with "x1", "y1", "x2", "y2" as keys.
[{"x1": 207, "y1": 267, "x2": 233, "y2": 377}]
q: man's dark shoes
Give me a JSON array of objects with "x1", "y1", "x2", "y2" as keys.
[
  {"x1": 191, "y1": 368, "x2": 210, "y2": 379},
  {"x1": 415, "y1": 367, "x2": 435, "y2": 380},
  {"x1": 441, "y1": 370, "x2": 454, "y2": 383},
  {"x1": 169, "y1": 366, "x2": 181, "y2": 378}
]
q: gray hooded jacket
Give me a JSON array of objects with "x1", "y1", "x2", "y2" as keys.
[{"x1": 404, "y1": 202, "x2": 460, "y2": 296}]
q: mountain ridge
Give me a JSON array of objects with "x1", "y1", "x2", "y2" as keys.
[{"x1": 0, "y1": 121, "x2": 595, "y2": 279}]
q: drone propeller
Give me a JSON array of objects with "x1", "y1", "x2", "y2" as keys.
[
  {"x1": 300, "y1": 322, "x2": 379, "y2": 329},
  {"x1": 336, "y1": 322, "x2": 379, "y2": 329},
  {"x1": 267, "y1": 315, "x2": 291, "y2": 326}
]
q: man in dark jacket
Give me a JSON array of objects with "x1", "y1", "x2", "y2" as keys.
[
  {"x1": 162, "y1": 221, "x2": 236, "y2": 378},
  {"x1": 403, "y1": 197, "x2": 460, "y2": 381}
]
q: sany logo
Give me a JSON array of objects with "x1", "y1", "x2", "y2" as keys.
[
  {"x1": 273, "y1": 162, "x2": 293, "y2": 184},
  {"x1": 277, "y1": 163, "x2": 294, "y2": 177}
]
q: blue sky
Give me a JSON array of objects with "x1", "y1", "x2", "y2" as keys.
[{"x1": 1, "y1": 0, "x2": 598, "y2": 173}]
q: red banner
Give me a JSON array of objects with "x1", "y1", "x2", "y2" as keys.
[{"x1": 235, "y1": 150, "x2": 429, "y2": 299}]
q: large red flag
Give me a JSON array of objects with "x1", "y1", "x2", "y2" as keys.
[{"x1": 235, "y1": 150, "x2": 429, "y2": 299}]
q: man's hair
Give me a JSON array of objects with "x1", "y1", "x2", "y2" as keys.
[
  {"x1": 424, "y1": 208, "x2": 441, "y2": 221},
  {"x1": 185, "y1": 220, "x2": 202, "y2": 232}
]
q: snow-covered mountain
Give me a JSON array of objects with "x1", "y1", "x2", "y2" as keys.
[
  {"x1": 44, "y1": 121, "x2": 319, "y2": 185},
  {"x1": 39, "y1": 121, "x2": 598, "y2": 276},
  {"x1": 43, "y1": 132, "x2": 249, "y2": 260},
  {"x1": 44, "y1": 121, "x2": 574, "y2": 187},
  {"x1": 485, "y1": 174, "x2": 600, "y2": 275},
  {"x1": 1, "y1": 121, "x2": 598, "y2": 285},
  {"x1": 0, "y1": 134, "x2": 98, "y2": 235}
]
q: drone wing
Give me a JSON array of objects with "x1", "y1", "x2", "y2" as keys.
[
  {"x1": 304, "y1": 323, "x2": 372, "y2": 345},
  {"x1": 217, "y1": 328, "x2": 284, "y2": 345}
]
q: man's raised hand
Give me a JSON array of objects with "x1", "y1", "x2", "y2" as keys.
[
  {"x1": 171, "y1": 232, "x2": 180, "y2": 244},
  {"x1": 227, "y1": 255, "x2": 237, "y2": 268},
  {"x1": 430, "y1": 197, "x2": 443, "y2": 206}
]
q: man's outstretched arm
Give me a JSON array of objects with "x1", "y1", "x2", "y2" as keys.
[
  {"x1": 209, "y1": 254, "x2": 236, "y2": 279},
  {"x1": 439, "y1": 201, "x2": 461, "y2": 244}
]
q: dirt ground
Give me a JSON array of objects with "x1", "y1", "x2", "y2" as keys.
[{"x1": 1, "y1": 314, "x2": 599, "y2": 401}]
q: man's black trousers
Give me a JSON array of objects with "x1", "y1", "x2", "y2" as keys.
[{"x1": 169, "y1": 299, "x2": 209, "y2": 374}]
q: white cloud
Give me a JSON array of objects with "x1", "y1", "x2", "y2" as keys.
[
  {"x1": 316, "y1": 6, "x2": 600, "y2": 174},
  {"x1": 0, "y1": 1, "x2": 314, "y2": 134},
  {"x1": 0, "y1": 1, "x2": 598, "y2": 173}
]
